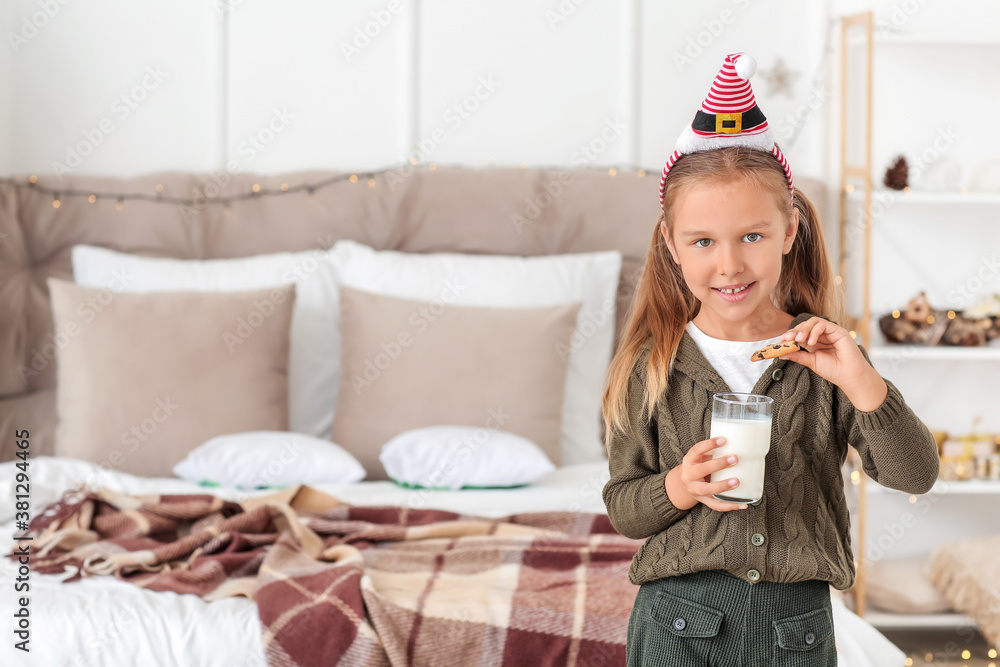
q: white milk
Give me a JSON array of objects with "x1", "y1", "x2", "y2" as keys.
[{"x1": 709, "y1": 417, "x2": 772, "y2": 503}]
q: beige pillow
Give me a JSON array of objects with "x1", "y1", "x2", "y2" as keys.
[
  {"x1": 332, "y1": 285, "x2": 581, "y2": 480},
  {"x1": 49, "y1": 279, "x2": 295, "y2": 477},
  {"x1": 866, "y1": 554, "x2": 952, "y2": 614}
]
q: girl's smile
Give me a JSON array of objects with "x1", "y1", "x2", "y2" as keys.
[{"x1": 713, "y1": 281, "x2": 756, "y2": 302}]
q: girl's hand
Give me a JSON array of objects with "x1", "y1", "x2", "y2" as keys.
[
  {"x1": 779, "y1": 316, "x2": 888, "y2": 410},
  {"x1": 668, "y1": 436, "x2": 749, "y2": 512}
]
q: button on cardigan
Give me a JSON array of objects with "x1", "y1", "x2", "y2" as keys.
[{"x1": 602, "y1": 312, "x2": 940, "y2": 590}]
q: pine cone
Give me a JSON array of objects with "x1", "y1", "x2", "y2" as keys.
[{"x1": 883, "y1": 156, "x2": 908, "y2": 190}]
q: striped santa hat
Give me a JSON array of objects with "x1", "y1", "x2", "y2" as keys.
[{"x1": 659, "y1": 52, "x2": 793, "y2": 211}]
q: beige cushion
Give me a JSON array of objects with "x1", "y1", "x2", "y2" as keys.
[
  {"x1": 332, "y1": 285, "x2": 581, "y2": 480},
  {"x1": 926, "y1": 534, "x2": 1000, "y2": 647},
  {"x1": 866, "y1": 554, "x2": 952, "y2": 614},
  {"x1": 49, "y1": 279, "x2": 295, "y2": 477}
]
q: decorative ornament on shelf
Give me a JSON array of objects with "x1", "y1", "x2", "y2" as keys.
[
  {"x1": 903, "y1": 291, "x2": 931, "y2": 323},
  {"x1": 964, "y1": 293, "x2": 1000, "y2": 320},
  {"x1": 879, "y1": 292, "x2": 1000, "y2": 346},
  {"x1": 758, "y1": 57, "x2": 800, "y2": 98},
  {"x1": 882, "y1": 155, "x2": 909, "y2": 191},
  {"x1": 939, "y1": 416, "x2": 997, "y2": 482},
  {"x1": 971, "y1": 158, "x2": 1000, "y2": 193},
  {"x1": 917, "y1": 156, "x2": 962, "y2": 192}
]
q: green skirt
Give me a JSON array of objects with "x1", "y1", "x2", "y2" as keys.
[{"x1": 626, "y1": 570, "x2": 837, "y2": 667}]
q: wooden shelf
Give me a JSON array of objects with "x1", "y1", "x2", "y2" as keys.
[
  {"x1": 846, "y1": 189, "x2": 1000, "y2": 204},
  {"x1": 867, "y1": 345, "x2": 1000, "y2": 361},
  {"x1": 866, "y1": 479, "x2": 1000, "y2": 495},
  {"x1": 862, "y1": 610, "x2": 977, "y2": 629}
]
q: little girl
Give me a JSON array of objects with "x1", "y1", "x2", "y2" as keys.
[{"x1": 602, "y1": 53, "x2": 940, "y2": 666}]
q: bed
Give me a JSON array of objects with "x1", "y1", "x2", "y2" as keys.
[
  {"x1": 0, "y1": 457, "x2": 905, "y2": 666},
  {"x1": 0, "y1": 168, "x2": 904, "y2": 665}
]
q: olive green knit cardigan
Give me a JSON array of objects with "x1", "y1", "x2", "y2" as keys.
[{"x1": 603, "y1": 312, "x2": 940, "y2": 590}]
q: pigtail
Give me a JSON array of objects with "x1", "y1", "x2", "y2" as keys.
[{"x1": 602, "y1": 216, "x2": 699, "y2": 447}]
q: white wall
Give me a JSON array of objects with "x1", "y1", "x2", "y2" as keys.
[
  {"x1": 0, "y1": 5, "x2": 12, "y2": 175},
  {"x1": 2, "y1": 0, "x2": 835, "y2": 181},
  {"x1": 6, "y1": 0, "x2": 221, "y2": 177}
]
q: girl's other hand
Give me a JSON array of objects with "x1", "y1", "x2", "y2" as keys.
[
  {"x1": 780, "y1": 316, "x2": 888, "y2": 410},
  {"x1": 779, "y1": 316, "x2": 876, "y2": 388},
  {"x1": 667, "y1": 436, "x2": 749, "y2": 512}
]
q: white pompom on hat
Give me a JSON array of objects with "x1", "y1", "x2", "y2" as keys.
[
  {"x1": 659, "y1": 52, "x2": 793, "y2": 211},
  {"x1": 733, "y1": 53, "x2": 757, "y2": 80}
]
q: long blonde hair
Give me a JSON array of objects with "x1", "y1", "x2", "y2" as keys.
[{"x1": 602, "y1": 146, "x2": 843, "y2": 444}]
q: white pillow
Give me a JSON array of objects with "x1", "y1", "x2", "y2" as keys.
[
  {"x1": 71, "y1": 244, "x2": 340, "y2": 439},
  {"x1": 172, "y1": 431, "x2": 366, "y2": 488},
  {"x1": 379, "y1": 426, "x2": 556, "y2": 490},
  {"x1": 332, "y1": 240, "x2": 621, "y2": 465}
]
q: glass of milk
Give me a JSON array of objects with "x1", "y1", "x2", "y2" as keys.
[{"x1": 709, "y1": 393, "x2": 774, "y2": 505}]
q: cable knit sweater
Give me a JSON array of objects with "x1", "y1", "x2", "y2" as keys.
[{"x1": 603, "y1": 312, "x2": 940, "y2": 591}]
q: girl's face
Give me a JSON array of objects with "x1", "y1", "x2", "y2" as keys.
[{"x1": 662, "y1": 178, "x2": 798, "y2": 338}]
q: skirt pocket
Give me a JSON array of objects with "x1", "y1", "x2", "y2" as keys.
[
  {"x1": 627, "y1": 591, "x2": 724, "y2": 667},
  {"x1": 772, "y1": 606, "x2": 837, "y2": 666}
]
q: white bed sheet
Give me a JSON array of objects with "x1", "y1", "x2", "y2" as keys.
[{"x1": 0, "y1": 457, "x2": 903, "y2": 666}]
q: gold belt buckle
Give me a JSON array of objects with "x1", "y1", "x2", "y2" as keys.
[{"x1": 715, "y1": 112, "x2": 742, "y2": 134}]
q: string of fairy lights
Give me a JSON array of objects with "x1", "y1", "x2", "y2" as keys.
[
  {"x1": 0, "y1": 163, "x2": 650, "y2": 215},
  {"x1": 1, "y1": 169, "x2": 382, "y2": 215}
]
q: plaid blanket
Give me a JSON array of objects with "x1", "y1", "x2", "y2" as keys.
[{"x1": 13, "y1": 486, "x2": 643, "y2": 666}]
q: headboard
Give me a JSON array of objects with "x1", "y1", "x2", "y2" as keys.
[{"x1": 0, "y1": 166, "x2": 827, "y2": 461}]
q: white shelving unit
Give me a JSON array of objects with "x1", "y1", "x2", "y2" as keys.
[
  {"x1": 867, "y1": 479, "x2": 1000, "y2": 496},
  {"x1": 867, "y1": 346, "x2": 1000, "y2": 362},
  {"x1": 862, "y1": 611, "x2": 977, "y2": 630},
  {"x1": 838, "y1": 12, "x2": 1000, "y2": 631}
]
